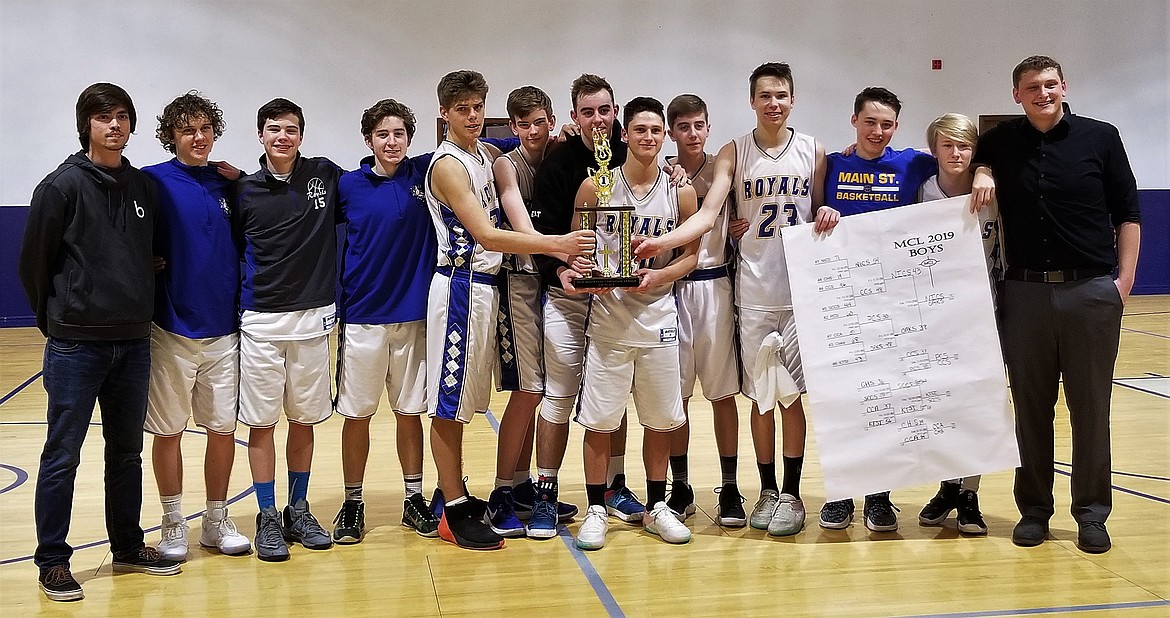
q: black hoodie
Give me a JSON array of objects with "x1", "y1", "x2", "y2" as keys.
[{"x1": 19, "y1": 151, "x2": 157, "y2": 340}]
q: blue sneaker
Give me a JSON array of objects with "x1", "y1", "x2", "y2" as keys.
[
  {"x1": 525, "y1": 481, "x2": 559, "y2": 539},
  {"x1": 484, "y1": 486, "x2": 525, "y2": 537},
  {"x1": 431, "y1": 487, "x2": 445, "y2": 519},
  {"x1": 513, "y1": 479, "x2": 579, "y2": 522},
  {"x1": 605, "y1": 484, "x2": 646, "y2": 523}
]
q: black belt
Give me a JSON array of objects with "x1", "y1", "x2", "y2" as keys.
[
  {"x1": 1004, "y1": 267, "x2": 1111, "y2": 283},
  {"x1": 683, "y1": 264, "x2": 731, "y2": 281},
  {"x1": 437, "y1": 265, "x2": 497, "y2": 285}
]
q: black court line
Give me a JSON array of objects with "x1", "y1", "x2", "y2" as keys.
[
  {"x1": 0, "y1": 371, "x2": 41, "y2": 407},
  {"x1": 0, "y1": 422, "x2": 253, "y2": 566},
  {"x1": 1053, "y1": 468, "x2": 1170, "y2": 506},
  {"x1": 1122, "y1": 309, "x2": 1170, "y2": 317},
  {"x1": 1113, "y1": 379, "x2": 1170, "y2": 399},
  {"x1": 900, "y1": 599, "x2": 1170, "y2": 618},
  {"x1": 1055, "y1": 461, "x2": 1170, "y2": 483},
  {"x1": 1120, "y1": 326, "x2": 1170, "y2": 340}
]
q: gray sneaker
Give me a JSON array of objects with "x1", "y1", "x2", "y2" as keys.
[
  {"x1": 283, "y1": 499, "x2": 333, "y2": 550},
  {"x1": 749, "y1": 489, "x2": 780, "y2": 530},
  {"x1": 255, "y1": 507, "x2": 289, "y2": 562},
  {"x1": 767, "y1": 493, "x2": 806, "y2": 536}
]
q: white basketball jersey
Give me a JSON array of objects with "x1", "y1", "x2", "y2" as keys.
[
  {"x1": 669, "y1": 154, "x2": 731, "y2": 269},
  {"x1": 918, "y1": 176, "x2": 1004, "y2": 282},
  {"x1": 587, "y1": 168, "x2": 680, "y2": 347},
  {"x1": 500, "y1": 149, "x2": 537, "y2": 273},
  {"x1": 733, "y1": 129, "x2": 816, "y2": 310},
  {"x1": 425, "y1": 140, "x2": 503, "y2": 274}
]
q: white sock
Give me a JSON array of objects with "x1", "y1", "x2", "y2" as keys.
[
  {"x1": 404, "y1": 474, "x2": 423, "y2": 497},
  {"x1": 512, "y1": 471, "x2": 533, "y2": 487},
  {"x1": 607, "y1": 456, "x2": 625, "y2": 486},
  {"x1": 205, "y1": 500, "x2": 227, "y2": 520},
  {"x1": 161, "y1": 493, "x2": 182, "y2": 516}
]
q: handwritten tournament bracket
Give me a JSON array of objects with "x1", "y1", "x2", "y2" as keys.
[{"x1": 781, "y1": 196, "x2": 1019, "y2": 501}]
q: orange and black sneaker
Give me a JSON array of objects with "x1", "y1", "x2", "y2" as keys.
[{"x1": 438, "y1": 499, "x2": 505, "y2": 550}]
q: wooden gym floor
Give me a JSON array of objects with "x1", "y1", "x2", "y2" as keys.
[{"x1": 0, "y1": 296, "x2": 1167, "y2": 617}]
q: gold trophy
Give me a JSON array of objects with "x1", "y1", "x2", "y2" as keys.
[{"x1": 575, "y1": 127, "x2": 639, "y2": 288}]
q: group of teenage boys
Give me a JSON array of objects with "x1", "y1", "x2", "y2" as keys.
[{"x1": 20, "y1": 53, "x2": 1139, "y2": 602}]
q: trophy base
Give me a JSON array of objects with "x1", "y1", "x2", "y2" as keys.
[{"x1": 576, "y1": 275, "x2": 641, "y2": 289}]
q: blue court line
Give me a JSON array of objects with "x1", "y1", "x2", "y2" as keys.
[
  {"x1": 483, "y1": 409, "x2": 624, "y2": 617},
  {"x1": 0, "y1": 422, "x2": 253, "y2": 566},
  {"x1": 0, "y1": 371, "x2": 41, "y2": 406},
  {"x1": 1054, "y1": 461, "x2": 1170, "y2": 483},
  {"x1": 557, "y1": 524, "x2": 624, "y2": 617},
  {"x1": 900, "y1": 599, "x2": 1170, "y2": 617},
  {"x1": 0, "y1": 463, "x2": 29, "y2": 495},
  {"x1": 1053, "y1": 468, "x2": 1170, "y2": 506}
]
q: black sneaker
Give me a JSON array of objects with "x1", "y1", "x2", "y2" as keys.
[
  {"x1": 438, "y1": 499, "x2": 505, "y2": 550},
  {"x1": 332, "y1": 499, "x2": 366, "y2": 544},
  {"x1": 818, "y1": 498, "x2": 855, "y2": 529},
  {"x1": 863, "y1": 492, "x2": 900, "y2": 532},
  {"x1": 514, "y1": 478, "x2": 579, "y2": 521},
  {"x1": 956, "y1": 490, "x2": 988, "y2": 535},
  {"x1": 403, "y1": 492, "x2": 440, "y2": 538},
  {"x1": 667, "y1": 481, "x2": 697, "y2": 521},
  {"x1": 918, "y1": 482, "x2": 960, "y2": 525},
  {"x1": 111, "y1": 545, "x2": 182, "y2": 575},
  {"x1": 714, "y1": 484, "x2": 747, "y2": 528},
  {"x1": 1077, "y1": 521, "x2": 1111, "y2": 554},
  {"x1": 517, "y1": 477, "x2": 580, "y2": 522},
  {"x1": 39, "y1": 565, "x2": 83, "y2": 601}
]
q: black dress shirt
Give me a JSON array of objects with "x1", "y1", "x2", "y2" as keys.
[
  {"x1": 530, "y1": 128, "x2": 627, "y2": 288},
  {"x1": 972, "y1": 103, "x2": 1141, "y2": 272}
]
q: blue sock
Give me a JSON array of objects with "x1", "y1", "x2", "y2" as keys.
[
  {"x1": 255, "y1": 480, "x2": 276, "y2": 511},
  {"x1": 288, "y1": 470, "x2": 310, "y2": 505}
]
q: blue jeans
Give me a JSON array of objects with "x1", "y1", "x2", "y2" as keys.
[{"x1": 34, "y1": 337, "x2": 151, "y2": 570}]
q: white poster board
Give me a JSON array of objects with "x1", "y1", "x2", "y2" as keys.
[{"x1": 781, "y1": 196, "x2": 1019, "y2": 501}]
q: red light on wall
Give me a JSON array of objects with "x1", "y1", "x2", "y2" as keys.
[{"x1": 931, "y1": 59, "x2": 943, "y2": 71}]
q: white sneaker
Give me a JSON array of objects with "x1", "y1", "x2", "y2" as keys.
[
  {"x1": 575, "y1": 505, "x2": 609, "y2": 550},
  {"x1": 158, "y1": 511, "x2": 189, "y2": 561},
  {"x1": 643, "y1": 501, "x2": 692, "y2": 544},
  {"x1": 200, "y1": 507, "x2": 252, "y2": 555},
  {"x1": 767, "y1": 493, "x2": 806, "y2": 536},
  {"x1": 749, "y1": 489, "x2": 780, "y2": 530}
]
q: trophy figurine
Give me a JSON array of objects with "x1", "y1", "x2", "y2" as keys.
[{"x1": 574, "y1": 127, "x2": 640, "y2": 288}]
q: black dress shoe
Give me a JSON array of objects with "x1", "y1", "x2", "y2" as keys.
[
  {"x1": 1011, "y1": 516, "x2": 1049, "y2": 547},
  {"x1": 1076, "y1": 521, "x2": 1111, "y2": 553}
]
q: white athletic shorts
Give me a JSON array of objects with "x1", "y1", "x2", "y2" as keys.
[
  {"x1": 335, "y1": 321, "x2": 427, "y2": 418},
  {"x1": 238, "y1": 332, "x2": 333, "y2": 427},
  {"x1": 576, "y1": 339, "x2": 685, "y2": 433},
  {"x1": 543, "y1": 287, "x2": 589, "y2": 400},
  {"x1": 677, "y1": 272, "x2": 740, "y2": 401},
  {"x1": 737, "y1": 306, "x2": 805, "y2": 405},
  {"x1": 496, "y1": 271, "x2": 544, "y2": 393},
  {"x1": 427, "y1": 268, "x2": 498, "y2": 424},
  {"x1": 145, "y1": 326, "x2": 238, "y2": 436}
]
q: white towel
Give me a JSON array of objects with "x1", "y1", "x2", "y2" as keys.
[{"x1": 754, "y1": 331, "x2": 801, "y2": 410}]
